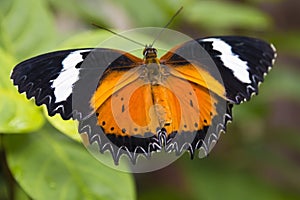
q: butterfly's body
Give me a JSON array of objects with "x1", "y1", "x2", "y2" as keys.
[
  {"x1": 11, "y1": 36, "x2": 276, "y2": 163},
  {"x1": 141, "y1": 47, "x2": 173, "y2": 129}
]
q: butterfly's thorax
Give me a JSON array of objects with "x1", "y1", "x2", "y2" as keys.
[{"x1": 141, "y1": 47, "x2": 169, "y2": 85}]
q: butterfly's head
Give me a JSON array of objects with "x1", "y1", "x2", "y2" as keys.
[{"x1": 143, "y1": 45, "x2": 158, "y2": 59}]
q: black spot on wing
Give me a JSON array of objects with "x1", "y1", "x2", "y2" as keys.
[{"x1": 189, "y1": 99, "x2": 194, "y2": 107}]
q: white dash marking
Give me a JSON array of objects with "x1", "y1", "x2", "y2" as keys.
[
  {"x1": 202, "y1": 38, "x2": 251, "y2": 84},
  {"x1": 52, "y1": 49, "x2": 90, "y2": 103}
]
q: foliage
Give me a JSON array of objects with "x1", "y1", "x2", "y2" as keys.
[
  {"x1": 4, "y1": 124, "x2": 135, "y2": 200},
  {"x1": 1, "y1": 0, "x2": 300, "y2": 199}
]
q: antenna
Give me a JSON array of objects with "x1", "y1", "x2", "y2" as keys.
[
  {"x1": 92, "y1": 6, "x2": 183, "y2": 48},
  {"x1": 151, "y1": 6, "x2": 183, "y2": 47},
  {"x1": 92, "y1": 24, "x2": 145, "y2": 47}
]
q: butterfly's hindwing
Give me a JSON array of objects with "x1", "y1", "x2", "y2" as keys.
[{"x1": 161, "y1": 59, "x2": 230, "y2": 157}]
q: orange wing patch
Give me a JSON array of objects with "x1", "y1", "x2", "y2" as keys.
[
  {"x1": 168, "y1": 63, "x2": 225, "y2": 99},
  {"x1": 92, "y1": 76, "x2": 181, "y2": 137},
  {"x1": 96, "y1": 80, "x2": 160, "y2": 137},
  {"x1": 164, "y1": 74, "x2": 219, "y2": 134},
  {"x1": 91, "y1": 68, "x2": 140, "y2": 109}
]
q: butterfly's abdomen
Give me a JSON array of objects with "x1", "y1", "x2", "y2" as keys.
[{"x1": 151, "y1": 85, "x2": 180, "y2": 133}]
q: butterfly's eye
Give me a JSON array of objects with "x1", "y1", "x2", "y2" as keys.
[
  {"x1": 143, "y1": 48, "x2": 147, "y2": 57},
  {"x1": 143, "y1": 47, "x2": 158, "y2": 59}
]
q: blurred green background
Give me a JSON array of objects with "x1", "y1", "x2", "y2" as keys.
[{"x1": 1, "y1": 0, "x2": 300, "y2": 199}]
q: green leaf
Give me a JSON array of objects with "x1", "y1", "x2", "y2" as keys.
[
  {"x1": 48, "y1": 0, "x2": 180, "y2": 27},
  {"x1": 264, "y1": 67, "x2": 300, "y2": 101},
  {"x1": 0, "y1": 89, "x2": 45, "y2": 133},
  {"x1": 4, "y1": 124, "x2": 136, "y2": 200},
  {"x1": 1, "y1": 0, "x2": 56, "y2": 60},
  {"x1": 0, "y1": 0, "x2": 12, "y2": 19},
  {"x1": 185, "y1": 1, "x2": 272, "y2": 31},
  {"x1": 14, "y1": 183, "x2": 31, "y2": 200},
  {"x1": 111, "y1": 0, "x2": 172, "y2": 26},
  {"x1": 0, "y1": 47, "x2": 16, "y2": 90},
  {"x1": 43, "y1": 106, "x2": 81, "y2": 142},
  {"x1": 270, "y1": 32, "x2": 300, "y2": 57},
  {"x1": 48, "y1": 0, "x2": 122, "y2": 28},
  {"x1": 57, "y1": 30, "x2": 113, "y2": 49}
]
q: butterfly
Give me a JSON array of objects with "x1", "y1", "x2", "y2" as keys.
[{"x1": 11, "y1": 35, "x2": 276, "y2": 164}]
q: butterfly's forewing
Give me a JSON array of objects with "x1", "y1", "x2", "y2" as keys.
[
  {"x1": 11, "y1": 48, "x2": 140, "y2": 121},
  {"x1": 197, "y1": 36, "x2": 276, "y2": 103},
  {"x1": 162, "y1": 36, "x2": 276, "y2": 104},
  {"x1": 11, "y1": 49, "x2": 92, "y2": 120}
]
